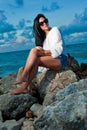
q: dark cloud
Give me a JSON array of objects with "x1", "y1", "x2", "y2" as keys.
[
  {"x1": 41, "y1": 2, "x2": 60, "y2": 12},
  {"x1": 0, "y1": 22, "x2": 15, "y2": 33},
  {"x1": 0, "y1": 10, "x2": 15, "y2": 33},
  {"x1": 60, "y1": 23, "x2": 87, "y2": 36},
  {"x1": 60, "y1": 8, "x2": 87, "y2": 36}
]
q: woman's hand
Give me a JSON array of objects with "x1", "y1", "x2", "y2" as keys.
[
  {"x1": 44, "y1": 50, "x2": 51, "y2": 56},
  {"x1": 36, "y1": 46, "x2": 43, "y2": 51},
  {"x1": 36, "y1": 46, "x2": 51, "y2": 56}
]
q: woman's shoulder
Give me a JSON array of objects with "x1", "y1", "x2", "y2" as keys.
[
  {"x1": 51, "y1": 26, "x2": 59, "y2": 33},
  {"x1": 48, "y1": 26, "x2": 60, "y2": 37}
]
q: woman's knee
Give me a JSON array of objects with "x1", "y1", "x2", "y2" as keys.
[{"x1": 30, "y1": 48, "x2": 38, "y2": 55}]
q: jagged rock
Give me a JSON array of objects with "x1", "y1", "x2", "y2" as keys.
[
  {"x1": 55, "y1": 78, "x2": 87, "y2": 102},
  {"x1": 67, "y1": 53, "x2": 80, "y2": 72},
  {"x1": 34, "y1": 79, "x2": 87, "y2": 130},
  {"x1": 35, "y1": 69, "x2": 77, "y2": 106},
  {"x1": 0, "y1": 54, "x2": 87, "y2": 129},
  {"x1": 80, "y1": 63, "x2": 87, "y2": 71},
  {"x1": 0, "y1": 73, "x2": 17, "y2": 94},
  {"x1": 0, "y1": 94, "x2": 38, "y2": 120},
  {"x1": 67, "y1": 54, "x2": 87, "y2": 79}
]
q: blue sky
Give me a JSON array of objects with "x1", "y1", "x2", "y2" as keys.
[{"x1": 0, "y1": 0, "x2": 87, "y2": 53}]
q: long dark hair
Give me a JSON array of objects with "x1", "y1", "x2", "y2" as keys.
[{"x1": 33, "y1": 14, "x2": 47, "y2": 47}]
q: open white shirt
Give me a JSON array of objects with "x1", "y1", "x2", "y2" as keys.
[
  {"x1": 38, "y1": 27, "x2": 64, "y2": 72},
  {"x1": 43, "y1": 27, "x2": 63, "y2": 58}
]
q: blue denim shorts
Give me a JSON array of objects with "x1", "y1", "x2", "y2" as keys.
[{"x1": 58, "y1": 54, "x2": 68, "y2": 69}]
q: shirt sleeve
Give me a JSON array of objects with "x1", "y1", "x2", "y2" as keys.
[{"x1": 50, "y1": 27, "x2": 63, "y2": 58}]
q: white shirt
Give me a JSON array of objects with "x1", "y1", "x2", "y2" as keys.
[
  {"x1": 38, "y1": 27, "x2": 64, "y2": 72},
  {"x1": 43, "y1": 27, "x2": 63, "y2": 58}
]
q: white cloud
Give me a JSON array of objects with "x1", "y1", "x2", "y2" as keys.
[
  {"x1": 0, "y1": 43, "x2": 10, "y2": 47},
  {"x1": 16, "y1": 35, "x2": 26, "y2": 43},
  {"x1": 0, "y1": 39, "x2": 5, "y2": 43},
  {"x1": 3, "y1": 33, "x2": 8, "y2": 38}
]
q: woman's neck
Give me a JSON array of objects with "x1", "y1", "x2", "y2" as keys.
[{"x1": 45, "y1": 27, "x2": 51, "y2": 36}]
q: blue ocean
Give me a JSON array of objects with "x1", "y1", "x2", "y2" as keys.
[{"x1": 0, "y1": 43, "x2": 87, "y2": 78}]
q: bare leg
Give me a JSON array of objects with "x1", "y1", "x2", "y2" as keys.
[
  {"x1": 14, "y1": 48, "x2": 39, "y2": 84},
  {"x1": 10, "y1": 57, "x2": 39, "y2": 94},
  {"x1": 10, "y1": 47, "x2": 61, "y2": 94}
]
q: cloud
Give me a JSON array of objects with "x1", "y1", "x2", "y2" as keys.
[
  {"x1": 60, "y1": 8, "x2": 87, "y2": 44},
  {"x1": 60, "y1": 8, "x2": 87, "y2": 35},
  {"x1": 41, "y1": 2, "x2": 60, "y2": 12},
  {"x1": 0, "y1": 10, "x2": 15, "y2": 33},
  {"x1": 0, "y1": 22, "x2": 15, "y2": 33},
  {"x1": 0, "y1": 18, "x2": 35, "y2": 53}
]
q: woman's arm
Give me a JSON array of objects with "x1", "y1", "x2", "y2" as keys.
[{"x1": 36, "y1": 46, "x2": 51, "y2": 56}]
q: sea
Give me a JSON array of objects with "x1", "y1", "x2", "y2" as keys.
[{"x1": 0, "y1": 43, "x2": 87, "y2": 78}]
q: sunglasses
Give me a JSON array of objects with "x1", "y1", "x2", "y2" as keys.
[{"x1": 39, "y1": 18, "x2": 48, "y2": 26}]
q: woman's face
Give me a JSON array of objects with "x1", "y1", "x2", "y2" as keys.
[{"x1": 39, "y1": 17, "x2": 49, "y2": 31}]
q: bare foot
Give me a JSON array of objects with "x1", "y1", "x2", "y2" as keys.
[
  {"x1": 9, "y1": 88, "x2": 29, "y2": 95},
  {"x1": 14, "y1": 80, "x2": 27, "y2": 85},
  {"x1": 9, "y1": 83, "x2": 29, "y2": 95},
  {"x1": 14, "y1": 76, "x2": 28, "y2": 85}
]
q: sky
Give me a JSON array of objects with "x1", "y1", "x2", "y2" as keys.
[{"x1": 0, "y1": 0, "x2": 87, "y2": 53}]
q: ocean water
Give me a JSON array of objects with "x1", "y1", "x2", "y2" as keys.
[{"x1": 0, "y1": 43, "x2": 87, "y2": 78}]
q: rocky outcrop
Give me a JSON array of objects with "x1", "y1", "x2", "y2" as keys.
[
  {"x1": 67, "y1": 54, "x2": 87, "y2": 79},
  {"x1": 0, "y1": 54, "x2": 87, "y2": 130},
  {"x1": 1, "y1": 94, "x2": 38, "y2": 120},
  {"x1": 34, "y1": 79, "x2": 87, "y2": 130},
  {"x1": 36, "y1": 69, "x2": 77, "y2": 106}
]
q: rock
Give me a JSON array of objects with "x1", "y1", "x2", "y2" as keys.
[
  {"x1": 80, "y1": 63, "x2": 87, "y2": 79},
  {"x1": 0, "y1": 119, "x2": 20, "y2": 130},
  {"x1": 34, "y1": 79, "x2": 87, "y2": 130},
  {"x1": 21, "y1": 125, "x2": 34, "y2": 130},
  {"x1": 0, "y1": 54, "x2": 87, "y2": 130},
  {"x1": 23, "y1": 118, "x2": 34, "y2": 127},
  {"x1": 0, "y1": 94, "x2": 38, "y2": 120},
  {"x1": 22, "y1": 118, "x2": 35, "y2": 130},
  {"x1": 55, "y1": 78, "x2": 87, "y2": 102},
  {"x1": 67, "y1": 54, "x2": 87, "y2": 79},
  {"x1": 30, "y1": 103, "x2": 42, "y2": 117},
  {"x1": 0, "y1": 111, "x2": 3, "y2": 121},
  {"x1": 80, "y1": 63, "x2": 87, "y2": 71},
  {"x1": 17, "y1": 117, "x2": 25, "y2": 128},
  {"x1": 67, "y1": 53, "x2": 80, "y2": 72},
  {"x1": 0, "y1": 73, "x2": 17, "y2": 94},
  {"x1": 35, "y1": 69, "x2": 77, "y2": 106},
  {"x1": 30, "y1": 103, "x2": 42, "y2": 114}
]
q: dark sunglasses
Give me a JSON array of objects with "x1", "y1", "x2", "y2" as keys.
[{"x1": 39, "y1": 18, "x2": 48, "y2": 26}]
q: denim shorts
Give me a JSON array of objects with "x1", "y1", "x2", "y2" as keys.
[{"x1": 58, "y1": 54, "x2": 68, "y2": 69}]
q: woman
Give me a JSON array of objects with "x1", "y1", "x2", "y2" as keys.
[{"x1": 10, "y1": 14, "x2": 68, "y2": 94}]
